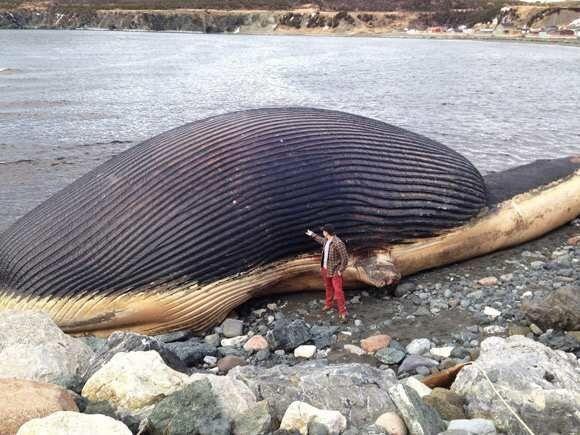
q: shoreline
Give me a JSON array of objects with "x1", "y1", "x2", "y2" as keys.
[
  {"x1": 3, "y1": 25, "x2": 580, "y2": 48},
  {"x1": 2, "y1": 4, "x2": 579, "y2": 47}
]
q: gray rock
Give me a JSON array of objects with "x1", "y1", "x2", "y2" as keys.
[
  {"x1": 311, "y1": 325, "x2": 339, "y2": 349},
  {"x1": 166, "y1": 341, "x2": 218, "y2": 366},
  {"x1": 414, "y1": 307, "x2": 431, "y2": 317},
  {"x1": 308, "y1": 421, "x2": 331, "y2": 435},
  {"x1": 521, "y1": 250, "x2": 544, "y2": 258},
  {"x1": 387, "y1": 383, "x2": 446, "y2": 435},
  {"x1": 0, "y1": 311, "x2": 93, "y2": 391},
  {"x1": 203, "y1": 355, "x2": 218, "y2": 366},
  {"x1": 530, "y1": 260, "x2": 546, "y2": 270},
  {"x1": 430, "y1": 299, "x2": 447, "y2": 313},
  {"x1": 398, "y1": 355, "x2": 438, "y2": 375},
  {"x1": 153, "y1": 330, "x2": 194, "y2": 343},
  {"x1": 452, "y1": 336, "x2": 580, "y2": 434},
  {"x1": 218, "y1": 346, "x2": 246, "y2": 358},
  {"x1": 522, "y1": 286, "x2": 580, "y2": 330},
  {"x1": 538, "y1": 330, "x2": 580, "y2": 357},
  {"x1": 557, "y1": 268, "x2": 574, "y2": 277},
  {"x1": 467, "y1": 290, "x2": 483, "y2": 300},
  {"x1": 83, "y1": 332, "x2": 187, "y2": 382},
  {"x1": 349, "y1": 295, "x2": 362, "y2": 304},
  {"x1": 529, "y1": 323, "x2": 542, "y2": 335},
  {"x1": 233, "y1": 400, "x2": 271, "y2": 435},
  {"x1": 423, "y1": 388, "x2": 466, "y2": 421},
  {"x1": 146, "y1": 378, "x2": 231, "y2": 435},
  {"x1": 447, "y1": 419, "x2": 496, "y2": 434},
  {"x1": 389, "y1": 340, "x2": 406, "y2": 353},
  {"x1": 267, "y1": 319, "x2": 311, "y2": 351},
  {"x1": 80, "y1": 336, "x2": 108, "y2": 354},
  {"x1": 450, "y1": 346, "x2": 470, "y2": 359},
  {"x1": 222, "y1": 319, "x2": 244, "y2": 338},
  {"x1": 376, "y1": 347, "x2": 406, "y2": 365},
  {"x1": 229, "y1": 361, "x2": 398, "y2": 427},
  {"x1": 255, "y1": 349, "x2": 270, "y2": 362},
  {"x1": 395, "y1": 281, "x2": 417, "y2": 297},
  {"x1": 406, "y1": 338, "x2": 432, "y2": 355},
  {"x1": 205, "y1": 334, "x2": 221, "y2": 347},
  {"x1": 84, "y1": 400, "x2": 140, "y2": 433},
  {"x1": 415, "y1": 366, "x2": 431, "y2": 376}
]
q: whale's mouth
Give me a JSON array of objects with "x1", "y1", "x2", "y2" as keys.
[{"x1": 484, "y1": 155, "x2": 580, "y2": 206}]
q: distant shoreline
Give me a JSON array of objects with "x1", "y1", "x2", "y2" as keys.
[
  {"x1": 0, "y1": 27, "x2": 580, "y2": 47},
  {"x1": 2, "y1": 4, "x2": 579, "y2": 47},
  {"x1": 3, "y1": 26, "x2": 579, "y2": 48}
]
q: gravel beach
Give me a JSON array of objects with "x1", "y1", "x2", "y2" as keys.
[{"x1": 2, "y1": 218, "x2": 577, "y2": 435}]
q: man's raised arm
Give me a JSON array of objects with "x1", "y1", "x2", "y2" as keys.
[{"x1": 305, "y1": 229, "x2": 325, "y2": 245}]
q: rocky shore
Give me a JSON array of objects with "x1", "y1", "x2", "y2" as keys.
[
  {"x1": 1, "y1": 5, "x2": 579, "y2": 46},
  {"x1": 0, "y1": 219, "x2": 578, "y2": 434}
]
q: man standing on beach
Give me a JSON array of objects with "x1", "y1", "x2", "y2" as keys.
[{"x1": 305, "y1": 224, "x2": 349, "y2": 320}]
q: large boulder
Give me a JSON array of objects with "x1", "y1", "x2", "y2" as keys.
[
  {"x1": 230, "y1": 361, "x2": 398, "y2": 427},
  {"x1": 0, "y1": 311, "x2": 93, "y2": 390},
  {"x1": 189, "y1": 372, "x2": 256, "y2": 423},
  {"x1": 452, "y1": 336, "x2": 580, "y2": 434},
  {"x1": 81, "y1": 351, "x2": 190, "y2": 422},
  {"x1": 82, "y1": 331, "x2": 187, "y2": 382},
  {"x1": 233, "y1": 401, "x2": 272, "y2": 435},
  {"x1": 145, "y1": 378, "x2": 231, "y2": 435},
  {"x1": 0, "y1": 378, "x2": 78, "y2": 435},
  {"x1": 16, "y1": 411, "x2": 131, "y2": 435},
  {"x1": 522, "y1": 286, "x2": 580, "y2": 330}
]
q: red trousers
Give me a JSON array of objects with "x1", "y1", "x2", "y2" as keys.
[{"x1": 321, "y1": 267, "x2": 347, "y2": 315}]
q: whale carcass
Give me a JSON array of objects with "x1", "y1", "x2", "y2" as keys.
[{"x1": 0, "y1": 108, "x2": 578, "y2": 335}]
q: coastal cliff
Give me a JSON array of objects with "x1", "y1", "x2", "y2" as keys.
[
  {"x1": 0, "y1": 8, "x2": 429, "y2": 33},
  {"x1": 1, "y1": 3, "x2": 579, "y2": 42}
]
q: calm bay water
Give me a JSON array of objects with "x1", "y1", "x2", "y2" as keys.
[{"x1": 0, "y1": 29, "x2": 579, "y2": 231}]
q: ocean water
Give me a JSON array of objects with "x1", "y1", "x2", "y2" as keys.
[{"x1": 0, "y1": 29, "x2": 579, "y2": 230}]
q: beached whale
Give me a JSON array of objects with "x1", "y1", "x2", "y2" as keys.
[{"x1": 0, "y1": 108, "x2": 578, "y2": 335}]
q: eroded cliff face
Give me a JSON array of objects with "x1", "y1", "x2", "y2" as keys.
[
  {"x1": 0, "y1": 8, "x2": 421, "y2": 33},
  {"x1": 1, "y1": 5, "x2": 578, "y2": 34}
]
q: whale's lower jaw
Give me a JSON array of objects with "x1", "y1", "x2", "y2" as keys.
[{"x1": 1, "y1": 168, "x2": 578, "y2": 336}]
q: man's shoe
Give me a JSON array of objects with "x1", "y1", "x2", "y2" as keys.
[
  {"x1": 322, "y1": 305, "x2": 333, "y2": 313},
  {"x1": 338, "y1": 313, "x2": 348, "y2": 322}
]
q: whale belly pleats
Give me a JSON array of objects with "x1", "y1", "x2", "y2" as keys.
[{"x1": 0, "y1": 108, "x2": 488, "y2": 333}]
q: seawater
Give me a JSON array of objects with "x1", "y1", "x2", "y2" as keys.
[{"x1": 0, "y1": 29, "x2": 579, "y2": 230}]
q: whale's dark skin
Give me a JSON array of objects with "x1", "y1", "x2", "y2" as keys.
[{"x1": 0, "y1": 108, "x2": 577, "y2": 335}]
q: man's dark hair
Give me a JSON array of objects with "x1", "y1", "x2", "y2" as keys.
[{"x1": 320, "y1": 224, "x2": 336, "y2": 235}]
